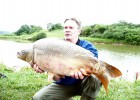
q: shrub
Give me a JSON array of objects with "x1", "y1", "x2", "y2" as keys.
[
  {"x1": 103, "y1": 31, "x2": 114, "y2": 39},
  {"x1": 113, "y1": 32, "x2": 125, "y2": 40},
  {"x1": 29, "y1": 32, "x2": 47, "y2": 41},
  {"x1": 93, "y1": 24, "x2": 107, "y2": 34},
  {"x1": 90, "y1": 33, "x2": 103, "y2": 38},
  {"x1": 81, "y1": 26, "x2": 93, "y2": 36},
  {"x1": 125, "y1": 30, "x2": 139, "y2": 45}
]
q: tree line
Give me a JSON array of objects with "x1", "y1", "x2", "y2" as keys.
[
  {"x1": 14, "y1": 25, "x2": 43, "y2": 36},
  {"x1": 14, "y1": 21, "x2": 140, "y2": 45},
  {"x1": 81, "y1": 21, "x2": 140, "y2": 45}
]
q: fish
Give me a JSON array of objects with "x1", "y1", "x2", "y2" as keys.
[{"x1": 17, "y1": 38, "x2": 122, "y2": 93}]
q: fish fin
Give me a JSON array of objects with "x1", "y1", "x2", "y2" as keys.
[
  {"x1": 47, "y1": 72, "x2": 54, "y2": 82},
  {"x1": 95, "y1": 73, "x2": 109, "y2": 94},
  {"x1": 96, "y1": 61, "x2": 122, "y2": 94},
  {"x1": 93, "y1": 61, "x2": 122, "y2": 94},
  {"x1": 82, "y1": 71, "x2": 90, "y2": 76},
  {"x1": 103, "y1": 61, "x2": 122, "y2": 78}
]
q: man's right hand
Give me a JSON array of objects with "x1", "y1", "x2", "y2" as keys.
[
  {"x1": 53, "y1": 74, "x2": 65, "y2": 81},
  {"x1": 30, "y1": 61, "x2": 44, "y2": 73}
]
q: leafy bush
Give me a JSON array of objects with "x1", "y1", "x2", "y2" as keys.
[
  {"x1": 29, "y1": 32, "x2": 47, "y2": 41},
  {"x1": 125, "y1": 30, "x2": 140, "y2": 45},
  {"x1": 90, "y1": 33, "x2": 103, "y2": 38},
  {"x1": 47, "y1": 23, "x2": 63, "y2": 32},
  {"x1": 103, "y1": 31, "x2": 114, "y2": 39},
  {"x1": 29, "y1": 25, "x2": 43, "y2": 34},
  {"x1": 81, "y1": 26, "x2": 93, "y2": 36},
  {"x1": 14, "y1": 25, "x2": 43, "y2": 36},
  {"x1": 93, "y1": 24, "x2": 107, "y2": 34},
  {"x1": 113, "y1": 32, "x2": 125, "y2": 40}
]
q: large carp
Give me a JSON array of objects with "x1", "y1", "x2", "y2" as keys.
[{"x1": 17, "y1": 38, "x2": 122, "y2": 93}]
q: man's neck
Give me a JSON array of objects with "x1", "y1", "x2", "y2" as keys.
[
  {"x1": 65, "y1": 37, "x2": 79, "y2": 44},
  {"x1": 70, "y1": 38, "x2": 79, "y2": 44}
]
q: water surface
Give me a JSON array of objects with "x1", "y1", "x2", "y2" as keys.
[
  {"x1": 0, "y1": 40, "x2": 140, "y2": 81},
  {"x1": 95, "y1": 43, "x2": 140, "y2": 81}
]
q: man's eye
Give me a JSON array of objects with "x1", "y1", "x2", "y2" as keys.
[
  {"x1": 64, "y1": 26, "x2": 73, "y2": 29},
  {"x1": 69, "y1": 26, "x2": 73, "y2": 29},
  {"x1": 64, "y1": 26, "x2": 68, "y2": 29}
]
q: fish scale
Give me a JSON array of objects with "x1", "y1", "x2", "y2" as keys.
[{"x1": 17, "y1": 38, "x2": 122, "y2": 94}]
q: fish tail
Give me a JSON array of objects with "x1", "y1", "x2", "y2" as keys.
[
  {"x1": 95, "y1": 73, "x2": 109, "y2": 94},
  {"x1": 104, "y1": 61, "x2": 122, "y2": 78},
  {"x1": 93, "y1": 61, "x2": 122, "y2": 94}
]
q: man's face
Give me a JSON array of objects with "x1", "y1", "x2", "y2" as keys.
[{"x1": 64, "y1": 20, "x2": 81, "y2": 42}]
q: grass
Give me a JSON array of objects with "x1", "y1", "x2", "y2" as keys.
[
  {"x1": 0, "y1": 64, "x2": 140, "y2": 100},
  {"x1": 46, "y1": 30, "x2": 64, "y2": 38}
]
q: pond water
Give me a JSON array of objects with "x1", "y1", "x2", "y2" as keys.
[
  {"x1": 0, "y1": 40, "x2": 140, "y2": 81},
  {"x1": 0, "y1": 40, "x2": 32, "y2": 71},
  {"x1": 95, "y1": 43, "x2": 140, "y2": 81}
]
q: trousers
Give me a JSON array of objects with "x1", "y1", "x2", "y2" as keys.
[{"x1": 32, "y1": 74, "x2": 102, "y2": 100}]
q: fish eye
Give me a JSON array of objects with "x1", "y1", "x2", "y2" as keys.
[{"x1": 21, "y1": 50, "x2": 25, "y2": 55}]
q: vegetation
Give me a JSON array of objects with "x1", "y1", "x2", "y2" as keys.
[
  {"x1": 14, "y1": 25, "x2": 43, "y2": 36},
  {"x1": 81, "y1": 21, "x2": 140, "y2": 45},
  {"x1": 0, "y1": 64, "x2": 140, "y2": 100},
  {"x1": 27, "y1": 31, "x2": 47, "y2": 41},
  {"x1": 47, "y1": 23, "x2": 63, "y2": 32},
  {"x1": 0, "y1": 21, "x2": 140, "y2": 45}
]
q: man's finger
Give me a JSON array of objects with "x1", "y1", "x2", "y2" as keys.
[
  {"x1": 29, "y1": 61, "x2": 34, "y2": 67},
  {"x1": 74, "y1": 72, "x2": 79, "y2": 79},
  {"x1": 80, "y1": 68, "x2": 86, "y2": 75},
  {"x1": 37, "y1": 67, "x2": 44, "y2": 73},
  {"x1": 78, "y1": 71, "x2": 84, "y2": 79}
]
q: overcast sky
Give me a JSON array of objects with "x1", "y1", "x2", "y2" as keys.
[{"x1": 0, "y1": 0, "x2": 140, "y2": 32}]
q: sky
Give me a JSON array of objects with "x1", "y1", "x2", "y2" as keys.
[{"x1": 0, "y1": 0, "x2": 140, "y2": 32}]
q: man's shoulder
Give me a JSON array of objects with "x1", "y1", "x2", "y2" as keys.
[
  {"x1": 79, "y1": 39, "x2": 93, "y2": 47},
  {"x1": 79, "y1": 39, "x2": 98, "y2": 58}
]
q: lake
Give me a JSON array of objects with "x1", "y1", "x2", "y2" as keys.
[
  {"x1": 0, "y1": 40, "x2": 140, "y2": 81},
  {"x1": 95, "y1": 43, "x2": 140, "y2": 81}
]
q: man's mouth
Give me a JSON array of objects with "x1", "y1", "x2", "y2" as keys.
[{"x1": 65, "y1": 34, "x2": 71, "y2": 36}]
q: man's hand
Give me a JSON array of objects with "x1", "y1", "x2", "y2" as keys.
[
  {"x1": 53, "y1": 74, "x2": 65, "y2": 81},
  {"x1": 71, "y1": 68, "x2": 86, "y2": 79},
  {"x1": 30, "y1": 61, "x2": 44, "y2": 73}
]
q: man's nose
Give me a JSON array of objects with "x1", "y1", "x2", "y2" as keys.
[{"x1": 65, "y1": 30, "x2": 71, "y2": 33}]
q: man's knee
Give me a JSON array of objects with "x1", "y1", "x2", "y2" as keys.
[
  {"x1": 32, "y1": 94, "x2": 43, "y2": 100},
  {"x1": 32, "y1": 95, "x2": 73, "y2": 100},
  {"x1": 80, "y1": 75, "x2": 101, "y2": 99},
  {"x1": 81, "y1": 93, "x2": 95, "y2": 100},
  {"x1": 32, "y1": 94, "x2": 55, "y2": 100}
]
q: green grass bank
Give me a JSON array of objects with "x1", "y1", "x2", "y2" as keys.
[{"x1": 0, "y1": 64, "x2": 140, "y2": 100}]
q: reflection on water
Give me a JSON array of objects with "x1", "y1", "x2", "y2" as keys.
[
  {"x1": 95, "y1": 43, "x2": 140, "y2": 81},
  {"x1": 0, "y1": 40, "x2": 140, "y2": 81}
]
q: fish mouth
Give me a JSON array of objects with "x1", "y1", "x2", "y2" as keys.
[{"x1": 16, "y1": 52, "x2": 21, "y2": 58}]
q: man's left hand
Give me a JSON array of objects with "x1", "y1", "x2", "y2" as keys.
[{"x1": 71, "y1": 68, "x2": 86, "y2": 79}]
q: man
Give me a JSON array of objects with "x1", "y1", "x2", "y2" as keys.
[{"x1": 31, "y1": 18, "x2": 102, "y2": 100}]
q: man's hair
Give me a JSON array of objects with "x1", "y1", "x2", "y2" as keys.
[{"x1": 64, "y1": 18, "x2": 81, "y2": 29}]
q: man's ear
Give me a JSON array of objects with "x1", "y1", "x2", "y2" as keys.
[{"x1": 78, "y1": 29, "x2": 81, "y2": 35}]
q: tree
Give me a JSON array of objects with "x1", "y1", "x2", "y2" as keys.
[
  {"x1": 15, "y1": 24, "x2": 30, "y2": 35},
  {"x1": 15, "y1": 25, "x2": 43, "y2": 35},
  {"x1": 47, "y1": 23, "x2": 63, "y2": 32},
  {"x1": 30, "y1": 25, "x2": 42, "y2": 34}
]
